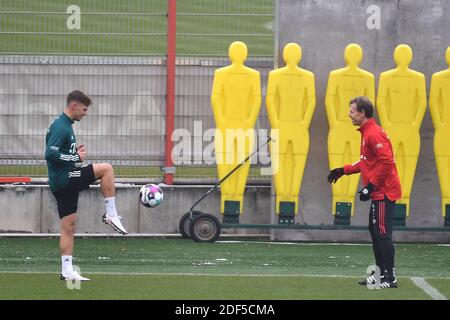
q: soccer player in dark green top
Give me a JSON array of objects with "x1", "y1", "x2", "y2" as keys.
[{"x1": 45, "y1": 90, "x2": 127, "y2": 282}]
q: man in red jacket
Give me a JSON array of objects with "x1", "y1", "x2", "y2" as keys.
[{"x1": 327, "y1": 96, "x2": 401, "y2": 288}]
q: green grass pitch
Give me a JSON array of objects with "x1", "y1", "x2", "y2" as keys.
[
  {"x1": 0, "y1": 0, "x2": 274, "y2": 55},
  {"x1": 0, "y1": 238, "x2": 449, "y2": 300}
]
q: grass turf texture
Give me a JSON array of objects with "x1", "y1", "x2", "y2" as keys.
[
  {"x1": 0, "y1": 0, "x2": 274, "y2": 55},
  {"x1": 0, "y1": 165, "x2": 270, "y2": 179},
  {"x1": 0, "y1": 238, "x2": 448, "y2": 299}
]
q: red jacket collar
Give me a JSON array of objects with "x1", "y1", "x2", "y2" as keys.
[{"x1": 358, "y1": 118, "x2": 376, "y2": 133}]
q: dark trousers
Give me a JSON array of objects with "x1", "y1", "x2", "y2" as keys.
[{"x1": 368, "y1": 197, "x2": 396, "y2": 280}]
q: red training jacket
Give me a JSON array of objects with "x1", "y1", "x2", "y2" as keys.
[{"x1": 343, "y1": 118, "x2": 402, "y2": 201}]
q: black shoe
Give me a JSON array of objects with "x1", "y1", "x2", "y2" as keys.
[
  {"x1": 358, "y1": 271, "x2": 384, "y2": 285},
  {"x1": 379, "y1": 278, "x2": 398, "y2": 289}
]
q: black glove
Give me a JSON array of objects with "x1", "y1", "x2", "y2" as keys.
[
  {"x1": 327, "y1": 168, "x2": 344, "y2": 183},
  {"x1": 358, "y1": 183, "x2": 374, "y2": 202}
]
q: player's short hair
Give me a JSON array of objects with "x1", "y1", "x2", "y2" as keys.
[
  {"x1": 350, "y1": 96, "x2": 373, "y2": 118},
  {"x1": 67, "y1": 90, "x2": 91, "y2": 107}
]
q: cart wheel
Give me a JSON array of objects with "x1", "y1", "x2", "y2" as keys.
[
  {"x1": 189, "y1": 213, "x2": 221, "y2": 243},
  {"x1": 179, "y1": 211, "x2": 202, "y2": 239}
]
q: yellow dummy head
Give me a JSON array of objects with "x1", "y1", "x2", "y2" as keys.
[
  {"x1": 344, "y1": 43, "x2": 363, "y2": 67},
  {"x1": 229, "y1": 41, "x2": 248, "y2": 65},
  {"x1": 283, "y1": 43, "x2": 302, "y2": 66},
  {"x1": 394, "y1": 44, "x2": 413, "y2": 68}
]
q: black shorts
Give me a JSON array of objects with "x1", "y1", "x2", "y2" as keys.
[{"x1": 52, "y1": 164, "x2": 96, "y2": 219}]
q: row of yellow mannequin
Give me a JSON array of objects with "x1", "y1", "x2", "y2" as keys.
[{"x1": 211, "y1": 41, "x2": 450, "y2": 223}]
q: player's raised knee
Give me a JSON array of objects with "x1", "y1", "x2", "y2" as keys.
[
  {"x1": 103, "y1": 163, "x2": 113, "y2": 173},
  {"x1": 93, "y1": 163, "x2": 113, "y2": 177}
]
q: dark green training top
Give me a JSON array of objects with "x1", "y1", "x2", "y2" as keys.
[{"x1": 45, "y1": 113, "x2": 81, "y2": 192}]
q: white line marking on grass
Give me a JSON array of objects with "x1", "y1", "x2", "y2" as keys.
[
  {"x1": 216, "y1": 241, "x2": 371, "y2": 246},
  {"x1": 411, "y1": 277, "x2": 448, "y2": 300},
  {"x1": 0, "y1": 270, "x2": 357, "y2": 278},
  {"x1": 3, "y1": 271, "x2": 450, "y2": 281}
]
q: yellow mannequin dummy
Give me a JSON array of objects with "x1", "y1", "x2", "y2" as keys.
[
  {"x1": 377, "y1": 44, "x2": 427, "y2": 217},
  {"x1": 211, "y1": 41, "x2": 261, "y2": 221},
  {"x1": 429, "y1": 46, "x2": 450, "y2": 218},
  {"x1": 326, "y1": 43, "x2": 375, "y2": 219},
  {"x1": 266, "y1": 43, "x2": 316, "y2": 221}
]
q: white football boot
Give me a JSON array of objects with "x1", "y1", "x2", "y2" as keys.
[
  {"x1": 60, "y1": 269, "x2": 90, "y2": 281},
  {"x1": 102, "y1": 213, "x2": 128, "y2": 235}
]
